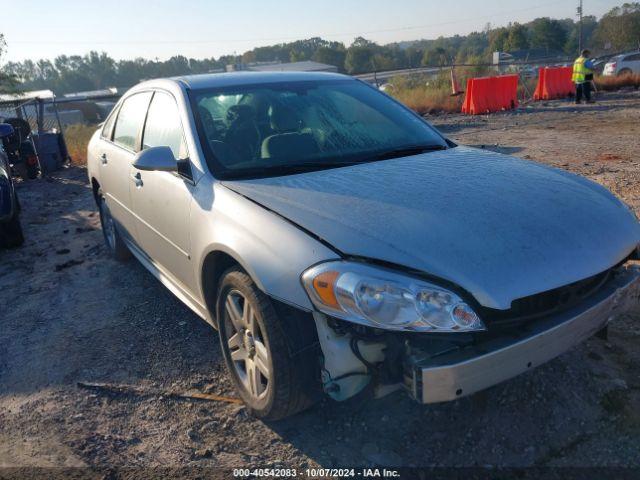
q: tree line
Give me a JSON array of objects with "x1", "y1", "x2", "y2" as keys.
[{"x1": 2, "y1": 2, "x2": 639, "y2": 95}]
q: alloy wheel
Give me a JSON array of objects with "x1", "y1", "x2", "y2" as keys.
[{"x1": 224, "y1": 290, "x2": 271, "y2": 400}]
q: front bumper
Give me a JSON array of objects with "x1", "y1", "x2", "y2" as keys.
[{"x1": 404, "y1": 265, "x2": 640, "y2": 403}]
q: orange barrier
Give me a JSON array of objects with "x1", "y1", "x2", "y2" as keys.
[
  {"x1": 533, "y1": 67, "x2": 574, "y2": 100},
  {"x1": 461, "y1": 74, "x2": 519, "y2": 115}
]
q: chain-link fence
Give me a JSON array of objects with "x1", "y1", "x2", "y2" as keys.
[
  {"x1": 0, "y1": 92, "x2": 121, "y2": 132},
  {"x1": 0, "y1": 97, "x2": 69, "y2": 175},
  {"x1": 0, "y1": 93, "x2": 121, "y2": 175},
  {"x1": 0, "y1": 97, "x2": 63, "y2": 134}
]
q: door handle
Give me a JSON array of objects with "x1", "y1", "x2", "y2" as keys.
[
  {"x1": 130, "y1": 172, "x2": 143, "y2": 188},
  {"x1": 100, "y1": 153, "x2": 108, "y2": 165}
]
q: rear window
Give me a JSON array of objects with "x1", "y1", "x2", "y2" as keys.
[
  {"x1": 101, "y1": 104, "x2": 119, "y2": 140},
  {"x1": 113, "y1": 92, "x2": 152, "y2": 151}
]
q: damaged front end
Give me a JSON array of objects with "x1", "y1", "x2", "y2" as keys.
[
  {"x1": 313, "y1": 312, "x2": 405, "y2": 401},
  {"x1": 311, "y1": 262, "x2": 640, "y2": 405}
]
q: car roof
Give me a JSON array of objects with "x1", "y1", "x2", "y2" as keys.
[
  {"x1": 611, "y1": 51, "x2": 639, "y2": 60},
  {"x1": 172, "y1": 71, "x2": 352, "y2": 90},
  {"x1": 126, "y1": 72, "x2": 355, "y2": 98}
]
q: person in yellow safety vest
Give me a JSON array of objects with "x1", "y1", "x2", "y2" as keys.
[{"x1": 572, "y1": 49, "x2": 595, "y2": 104}]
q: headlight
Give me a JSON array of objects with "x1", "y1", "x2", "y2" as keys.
[{"x1": 301, "y1": 261, "x2": 485, "y2": 332}]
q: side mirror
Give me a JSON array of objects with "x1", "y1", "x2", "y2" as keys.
[
  {"x1": 0, "y1": 123, "x2": 15, "y2": 139},
  {"x1": 132, "y1": 146, "x2": 177, "y2": 172}
]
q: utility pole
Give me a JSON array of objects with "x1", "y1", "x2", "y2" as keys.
[{"x1": 577, "y1": 0, "x2": 583, "y2": 53}]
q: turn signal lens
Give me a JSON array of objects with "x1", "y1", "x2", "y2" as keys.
[
  {"x1": 452, "y1": 304, "x2": 483, "y2": 330},
  {"x1": 311, "y1": 270, "x2": 340, "y2": 309}
]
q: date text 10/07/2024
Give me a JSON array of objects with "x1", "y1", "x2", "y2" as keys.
[{"x1": 232, "y1": 468, "x2": 401, "y2": 478}]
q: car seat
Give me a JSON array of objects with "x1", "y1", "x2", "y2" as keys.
[{"x1": 261, "y1": 104, "x2": 319, "y2": 160}]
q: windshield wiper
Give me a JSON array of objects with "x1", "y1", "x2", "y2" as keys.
[
  {"x1": 279, "y1": 161, "x2": 361, "y2": 172},
  {"x1": 372, "y1": 144, "x2": 447, "y2": 161},
  {"x1": 223, "y1": 161, "x2": 360, "y2": 179},
  {"x1": 221, "y1": 145, "x2": 449, "y2": 180}
]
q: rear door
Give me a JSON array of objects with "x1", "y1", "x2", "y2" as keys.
[
  {"x1": 129, "y1": 90, "x2": 195, "y2": 290},
  {"x1": 99, "y1": 91, "x2": 152, "y2": 241}
]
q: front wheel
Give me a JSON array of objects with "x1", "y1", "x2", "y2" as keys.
[{"x1": 217, "y1": 267, "x2": 317, "y2": 420}]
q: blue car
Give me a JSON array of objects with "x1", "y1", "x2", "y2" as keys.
[{"x1": 0, "y1": 123, "x2": 24, "y2": 248}]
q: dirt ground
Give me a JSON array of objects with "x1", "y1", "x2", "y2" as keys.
[{"x1": 1, "y1": 90, "x2": 640, "y2": 473}]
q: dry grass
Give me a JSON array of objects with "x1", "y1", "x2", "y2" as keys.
[
  {"x1": 65, "y1": 123, "x2": 96, "y2": 166},
  {"x1": 595, "y1": 73, "x2": 640, "y2": 91},
  {"x1": 518, "y1": 77, "x2": 538, "y2": 100},
  {"x1": 391, "y1": 85, "x2": 464, "y2": 114},
  {"x1": 386, "y1": 72, "x2": 466, "y2": 114}
]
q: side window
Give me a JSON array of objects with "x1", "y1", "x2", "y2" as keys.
[
  {"x1": 101, "y1": 104, "x2": 119, "y2": 140},
  {"x1": 113, "y1": 92, "x2": 152, "y2": 151},
  {"x1": 624, "y1": 53, "x2": 640, "y2": 62},
  {"x1": 142, "y1": 91, "x2": 187, "y2": 159}
]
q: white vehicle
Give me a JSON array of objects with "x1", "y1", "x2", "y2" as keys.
[{"x1": 603, "y1": 51, "x2": 640, "y2": 76}]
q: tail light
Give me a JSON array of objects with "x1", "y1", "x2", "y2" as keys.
[
  {"x1": 27, "y1": 154, "x2": 38, "y2": 166},
  {"x1": 610, "y1": 62, "x2": 617, "y2": 69}
]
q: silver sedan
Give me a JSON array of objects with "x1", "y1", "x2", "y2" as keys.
[{"x1": 87, "y1": 72, "x2": 640, "y2": 419}]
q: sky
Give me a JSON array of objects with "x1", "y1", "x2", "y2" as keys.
[{"x1": 1, "y1": 0, "x2": 624, "y2": 63}]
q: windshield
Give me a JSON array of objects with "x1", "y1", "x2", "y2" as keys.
[{"x1": 190, "y1": 79, "x2": 449, "y2": 179}]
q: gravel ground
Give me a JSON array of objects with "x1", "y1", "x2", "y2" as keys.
[{"x1": 1, "y1": 90, "x2": 639, "y2": 473}]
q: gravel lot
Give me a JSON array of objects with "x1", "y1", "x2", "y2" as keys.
[{"x1": 1, "y1": 90, "x2": 639, "y2": 473}]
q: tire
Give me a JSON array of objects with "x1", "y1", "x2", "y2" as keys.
[
  {"x1": 216, "y1": 266, "x2": 317, "y2": 420},
  {"x1": 0, "y1": 211, "x2": 24, "y2": 248},
  {"x1": 98, "y1": 192, "x2": 130, "y2": 261},
  {"x1": 26, "y1": 164, "x2": 39, "y2": 180}
]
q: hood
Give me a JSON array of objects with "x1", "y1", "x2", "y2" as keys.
[{"x1": 223, "y1": 146, "x2": 640, "y2": 309}]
